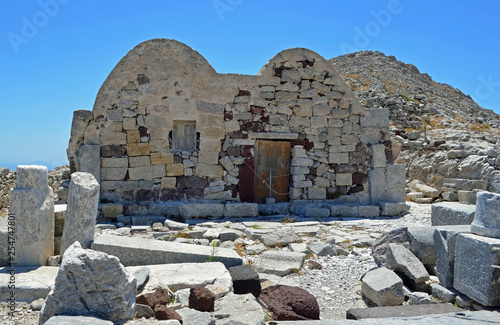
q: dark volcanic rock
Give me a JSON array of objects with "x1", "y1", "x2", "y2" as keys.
[
  {"x1": 189, "y1": 287, "x2": 215, "y2": 312},
  {"x1": 229, "y1": 264, "x2": 262, "y2": 297},
  {"x1": 259, "y1": 285, "x2": 320, "y2": 321}
]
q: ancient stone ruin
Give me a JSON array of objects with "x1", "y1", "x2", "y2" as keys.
[{"x1": 67, "y1": 38, "x2": 406, "y2": 218}]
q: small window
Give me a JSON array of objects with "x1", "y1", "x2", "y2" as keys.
[{"x1": 173, "y1": 120, "x2": 196, "y2": 151}]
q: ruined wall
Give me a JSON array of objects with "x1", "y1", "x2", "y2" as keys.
[{"x1": 67, "y1": 39, "x2": 404, "y2": 210}]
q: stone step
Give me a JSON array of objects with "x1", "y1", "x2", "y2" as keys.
[
  {"x1": 274, "y1": 310, "x2": 500, "y2": 324},
  {"x1": 346, "y1": 303, "x2": 461, "y2": 320},
  {"x1": 91, "y1": 234, "x2": 242, "y2": 268}
]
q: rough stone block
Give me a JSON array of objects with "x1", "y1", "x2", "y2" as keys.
[
  {"x1": 91, "y1": 235, "x2": 242, "y2": 268},
  {"x1": 79, "y1": 145, "x2": 101, "y2": 183},
  {"x1": 127, "y1": 143, "x2": 150, "y2": 156},
  {"x1": 39, "y1": 242, "x2": 136, "y2": 324},
  {"x1": 101, "y1": 167, "x2": 127, "y2": 181},
  {"x1": 385, "y1": 243, "x2": 429, "y2": 283},
  {"x1": 360, "y1": 108, "x2": 389, "y2": 128},
  {"x1": 0, "y1": 266, "x2": 58, "y2": 302},
  {"x1": 224, "y1": 203, "x2": 258, "y2": 217},
  {"x1": 434, "y1": 225, "x2": 471, "y2": 288},
  {"x1": 150, "y1": 152, "x2": 174, "y2": 165},
  {"x1": 328, "y1": 152, "x2": 349, "y2": 164},
  {"x1": 371, "y1": 144, "x2": 387, "y2": 168},
  {"x1": 126, "y1": 130, "x2": 140, "y2": 143},
  {"x1": 166, "y1": 163, "x2": 184, "y2": 176},
  {"x1": 161, "y1": 177, "x2": 176, "y2": 189},
  {"x1": 195, "y1": 163, "x2": 223, "y2": 178},
  {"x1": 180, "y1": 204, "x2": 224, "y2": 218},
  {"x1": 369, "y1": 168, "x2": 387, "y2": 204},
  {"x1": 101, "y1": 157, "x2": 128, "y2": 168},
  {"x1": 361, "y1": 267, "x2": 404, "y2": 306},
  {"x1": 454, "y1": 233, "x2": 500, "y2": 306},
  {"x1": 60, "y1": 172, "x2": 100, "y2": 255},
  {"x1": 331, "y1": 205, "x2": 358, "y2": 217},
  {"x1": 346, "y1": 303, "x2": 462, "y2": 320},
  {"x1": 129, "y1": 165, "x2": 167, "y2": 180},
  {"x1": 380, "y1": 202, "x2": 408, "y2": 216},
  {"x1": 129, "y1": 156, "x2": 151, "y2": 167},
  {"x1": 431, "y1": 202, "x2": 475, "y2": 226},
  {"x1": 255, "y1": 251, "x2": 305, "y2": 276},
  {"x1": 387, "y1": 164, "x2": 406, "y2": 189},
  {"x1": 229, "y1": 265, "x2": 261, "y2": 298},
  {"x1": 101, "y1": 203, "x2": 123, "y2": 219},
  {"x1": 358, "y1": 206, "x2": 380, "y2": 217},
  {"x1": 472, "y1": 192, "x2": 500, "y2": 238},
  {"x1": 304, "y1": 208, "x2": 330, "y2": 218},
  {"x1": 308, "y1": 187, "x2": 326, "y2": 199},
  {"x1": 336, "y1": 173, "x2": 352, "y2": 186},
  {"x1": 100, "y1": 132, "x2": 127, "y2": 145}
]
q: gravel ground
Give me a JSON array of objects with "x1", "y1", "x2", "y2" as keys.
[{"x1": 0, "y1": 202, "x2": 432, "y2": 324}]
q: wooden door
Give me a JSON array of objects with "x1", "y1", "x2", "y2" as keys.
[{"x1": 254, "y1": 140, "x2": 291, "y2": 203}]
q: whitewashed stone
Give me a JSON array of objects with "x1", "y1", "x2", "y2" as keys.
[
  {"x1": 39, "y1": 242, "x2": 136, "y2": 324},
  {"x1": 60, "y1": 172, "x2": 99, "y2": 256},
  {"x1": 472, "y1": 192, "x2": 500, "y2": 238},
  {"x1": 10, "y1": 165, "x2": 54, "y2": 266}
]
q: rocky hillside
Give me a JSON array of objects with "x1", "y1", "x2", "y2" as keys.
[{"x1": 329, "y1": 51, "x2": 500, "y2": 193}]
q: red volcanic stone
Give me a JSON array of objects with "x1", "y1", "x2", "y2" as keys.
[
  {"x1": 189, "y1": 287, "x2": 215, "y2": 312},
  {"x1": 154, "y1": 305, "x2": 183, "y2": 323},
  {"x1": 260, "y1": 285, "x2": 320, "y2": 321}
]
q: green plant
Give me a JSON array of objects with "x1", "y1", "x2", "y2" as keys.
[
  {"x1": 206, "y1": 241, "x2": 218, "y2": 262},
  {"x1": 327, "y1": 190, "x2": 342, "y2": 200},
  {"x1": 281, "y1": 217, "x2": 296, "y2": 224}
]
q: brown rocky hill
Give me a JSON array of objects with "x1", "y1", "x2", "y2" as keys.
[{"x1": 329, "y1": 51, "x2": 500, "y2": 194}]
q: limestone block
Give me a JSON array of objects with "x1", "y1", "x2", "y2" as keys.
[
  {"x1": 472, "y1": 192, "x2": 500, "y2": 238},
  {"x1": 39, "y1": 242, "x2": 136, "y2": 324},
  {"x1": 369, "y1": 168, "x2": 387, "y2": 204},
  {"x1": 328, "y1": 152, "x2": 349, "y2": 164},
  {"x1": 255, "y1": 251, "x2": 305, "y2": 276},
  {"x1": 180, "y1": 204, "x2": 224, "y2": 218},
  {"x1": 101, "y1": 203, "x2": 123, "y2": 220},
  {"x1": 331, "y1": 205, "x2": 358, "y2": 217},
  {"x1": 127, "y1": 143, "x2": 150, "y2": 157},
  {"x1": 360, "y1": 108, "x2": 389, "y2": 128},
  {"x1": 101, "y1": 158, "x2": 128, "y2": 168},
  {"x1": 454, "y1": 233, "x2": 500, "y2": 306},
  {"x1": 83, "y1": 125, "x2": 99, "y2": 145},
  {"x1": 314, "y1": 177, "x2": 330, "y2": 188},
  {"x1": 126, "y1": 130, "x2": 140, "y2": 143},
  {"x1": 385, "y1": 243, "x2": 429, "y2": 283},
  {"x1": 101, "y1": 167, "x2": 127, "y2": 181},
  {"x1": 341, "y1": 134, "x2": 359, "y2": 145},
  {"x1": 60, "y1": 172, "x2": 99, "y2": 255},
  {"x1": 431, "y1": 202, "x2": 475, "y2": 226},
  {"x1": 224, "y1": 203, "x2": 258, "y2": 218},
  {"x1": 290, "y1": 116, "x2": 310, "y2": 127},
  {"x1": 311, "y1": 116, "x2": 327, "y2": 128},
  {"x1": 308, "y1": 187, "x2": 326, "y2": 200},
  {"x1": 281, "y1": 70, "x2": 301, "y2": 83},
  {"x1": 261, "y1": 227, "x2": 300, "y2": 247},
  {"x1": 100, "y1": 180, "x2": 138, "y2": 191},
  {"x1": 387, "y1": 188, "x2": 406, "y2": 202},
  {"x1": 10, "y1": 165, "x2": 54, "y2": 266},
  {"x1": 361, "y1": 267, "x2": 404, "y2": 306},
  {"x1": 387, "y1": 164, "x2": 406, "y2": 189},
  {"x1": 197, "y1": 150, "x2": 218, "y2": 165},
  {"x1": 358, "y1": 206, "x2": 380, "y2": 217},
  {"x1": 213, "y1": 292, "x2": 265, "y2": 325},
  {"x1": 195, "y1": 163, "x2": 223, "y2": 178},
  {"x1": 151, "y1": 152, "x2": 174, "y2": 165},
  {"x1": 219, "y1": 156, "x2": 235, "y2": 171},
  {"x1": 123, "y1": 117, "x2": 136, "y2": 130},
  {"x1": 336, "y1": 173, "x2": 352, "y2": 186},
  {"x1": 458, "y1": 191, "x2": 473, "y2": 203},
  {"x1": 91, "y1": 235, "x2": 242, "y2": 268},
  {"x1": 161, "y1": 177, "x2": 177, "y2": 189},
  {"x1": 70, "y1": 110, "x2": 92, "y2": 138},
  {"x1": 224, "y1": 120, "x2": 240, "y2": 133},
  {"x1": 79, "y1": 145, "x2": 101, "y2": 183},
  {"x1": 166, "y1": 163, "x2": 184, "y2": 176},
  {"x1": 433, "y1": 225, "x2": 471, "y2": 288},
  {"x1": 380, "y1": 202, "x2": 409, "y2": 216},
  {"x1": 100, "y1": 132, "x2": 127, "y2": 145},
  {"x1": 129, "y1": 156, "x2": 150, "y2": 167},
  {"x1": 371, "y1": 144, "x2": 387, "y2": 168},
  {"x1": 291, "y1": 158, "x2": 314, "y2": 167},
  {"x1": 129, "y1": 165, "x2": 166, "y2": 180}
]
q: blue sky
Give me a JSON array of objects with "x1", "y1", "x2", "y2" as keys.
[{"x1": 1, "y1": 0, "x2": 499, "y2": 170}]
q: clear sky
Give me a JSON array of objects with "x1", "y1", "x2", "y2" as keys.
[{"x1": 1, "y1": 1, "x2": 499, "y2": 170}]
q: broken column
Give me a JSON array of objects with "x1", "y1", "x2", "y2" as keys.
[
  {"x1": 60, "y1": 172, "x2": 99, "y2": 256},
  {"x1": 454, "y1": 191, "x2": 500, "y2": 306},
  {"x1": 10, "y1": 165, "x2": 54, "y2": 266}
]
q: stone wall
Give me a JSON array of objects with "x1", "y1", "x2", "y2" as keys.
[
  {"x1": 0, "y1": 168, "x2": 15, "y2": 209},
  {"x1": 67, "y1": 39, "x2": 405, "y2": 213}
]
